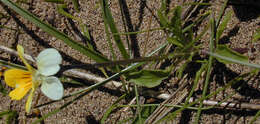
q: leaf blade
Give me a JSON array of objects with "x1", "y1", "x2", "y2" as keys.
[
  {"x1": 127, "y1": 70, "x2": 169, "y2": 88},
  {"x1": 100, "y1": 0, "x2": 129, "y2": 59},
  {"x1": 216, "y1": 11, "x2": 232, "y2": 42},
  {"x1": 215, "y1": 45, "x2": 248, "y2": 64}
]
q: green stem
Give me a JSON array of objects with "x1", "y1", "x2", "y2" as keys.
[
  {"x1": 117, "y1": 104, "x2": 208, "y2": 110},
  {"x1": 194, "y1": 14, "x2": 216, "y2": 124},
  {"x1": 134, "y1": 85, "x2": 142, "y2": 124}
]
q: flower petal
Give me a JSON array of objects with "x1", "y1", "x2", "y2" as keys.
[
  {"x1": 40, "y1": 76, "x2": 63, "y2": 100},
  {"x1": 4, "y1": 69, "x2": 32, "y2": 88},
  {"x1": 9, "y1": 82, "x2": 32, "y2": 100},
  {"x1": 26, "y1": 88, "x2": 35, "y2": 113},
  {"x1": 17, "y1": 45, "x2": 33, "y2": 72},
  {"x1": 36, "y1": 48, "x2": 62, "y2": 76}
]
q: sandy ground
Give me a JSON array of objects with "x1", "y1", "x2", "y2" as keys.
[{"x1": 0, "y1": 0, "x2": 259, "y2": 123}]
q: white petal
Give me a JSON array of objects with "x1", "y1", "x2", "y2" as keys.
[
  {"x1": 36, "y1": 48, "x2": 62, "y2": 76},
  {"x1": 41, "y1": 76, "x2": 64, "y2": 100}
]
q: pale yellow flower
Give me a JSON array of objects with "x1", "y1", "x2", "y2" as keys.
[{"x1": 4, "y1": 45, "x2": 63, "y2": 113}]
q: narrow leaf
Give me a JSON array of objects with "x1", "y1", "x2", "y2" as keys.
[
  {"x1": 216, "y1": 11, "x2": 232, "y2": 42},
  {"x1": 0, "y1": 110, "x2": 11, "y2": 117},
  {"x1": 71, "y1": 0, "x2": 80, "y2": 12},
  {"x1": 215, "y1": 45, "x2": 248, "y2": 64},
  {"x1": 157, "y1": 0, "x2": 169, "y2": 27},
  {"x1": 170, "y1": 6, "x2": 183, "y2": 40},
  {"x1": 101, "y1": 94, "x2": 127, "y2": 124},
  {"x1": 132, "y1": 106, "x2": 157, "y2": 124},
  {"x1": 157, "y1": 10, "x2": 169, "y2": 28},
  {"x1": 57, "y1": 4, "x2": 81, "y2": 21},
  {"x1": 100, "y1": 0, "x2": 129, "y2": 59},
  {"x1": 127, "y1": 70, "x2": 169, "y2": 88},
  {"x1": 167, "y1": 37, "x2": 184, "y2": 47},
  {"x1": 6, "y1": 110, "x2": 17, "y2": 124},
  {"x1": 253, "y1": 29, "x2": 260, "y2": 42}
]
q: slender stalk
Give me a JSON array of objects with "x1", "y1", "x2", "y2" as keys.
[
  {"x1": 113, "y1": 27, "x2": 165, "y2": 35},
  {"x1": 250, "y1": 110, "x2": 260, "y2": 124},
  {"x1": 195, "y1": 14, "x2": 216, "y2": 124},
  {"x1": 134, "y1": 85, "x2": 142, "y2": 124},
  {"x1": 118, "y1": 104, "x2": 205, "y2": 110}
]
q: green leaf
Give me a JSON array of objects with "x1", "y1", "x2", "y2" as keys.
[
  {"x1": 0, "y1": 110, "x2": 18, "y2": 124},
  {"x1": 215, "y1": 45, "x2": 248, "y2": 64},
  {"x1": 253, "y1": 29, "x2": 260, "y2": 42},
  {"x1": 177, "y1": 61, "x2": 188, "y2": 78},
  {"x1": 56, "y1": 4, "x2": 95, "y2": 51},
  {"x1": 6, "y1": 110, "x2": 18, "y2": 124},
  {"x1": 127, "y1": 70, "x2": 169, "y2": 88},
  {"x1": 157, "y1": 0, "x2": 169, "y2": 28},
  {"x1": 80, "y1": 24, "x2": 96, "y2": 51},
  {"x1": 0, "y1": 81, "x2": 7, "y2": 95},
  {"x1": 167, "y1": 37, "x2": 184, "y2": 47},
  {"x1": 216, "y1": 11, "x2": 232, "y2": 42},
  {"x1": 207, "y1": 51, "x2": 260, "y2": 69},
  {"x1": 132, "y1": 106, "x2": 157, "y2": 124},
  {"x1": 170, "y1": 6, "x2": 183, "y2": 40},
  {"x1": 1, "y1": 0, "x2": 109, "y2": 63},
  {"x1": 101, "y1": 94, "x2": 127, "y2": 124},
  {"x1": 160, "y1": 0, "x2": 167, "y2": 12},
  {"x1": 57, "y1": 4, "x2": 81, "y2": 21},
  {"x1": 0, "y1": 110, "x2": 10, "y2": 117},
  {"x1": 157, "y1": 10, "x2": 169, "y2": 28},
  {"x1": 100, "y1": 0, "x2": 129, "y2": 59},
  {"x1": 71, "y1": 0, "x2": 80, "y2": 12}
]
